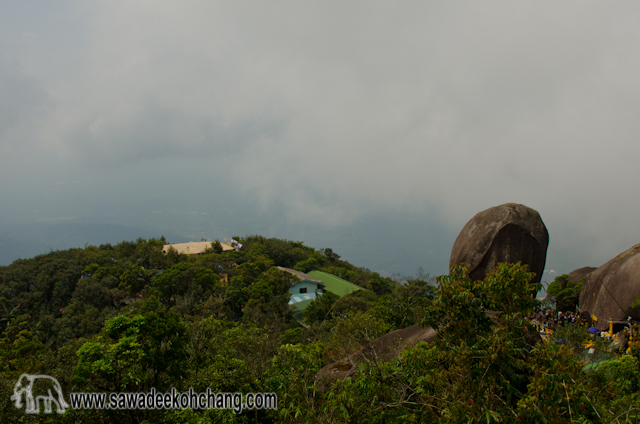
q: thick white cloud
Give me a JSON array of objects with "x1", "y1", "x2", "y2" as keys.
[{"x1": 2, "y1": 1, "x2": 640, "y2": 274}]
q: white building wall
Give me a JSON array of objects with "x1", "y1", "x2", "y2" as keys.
[{"x1": 288, "y1": 280, "x2": 323, "y2": 295}]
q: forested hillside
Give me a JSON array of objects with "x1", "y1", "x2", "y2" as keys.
[{"x1": 0, "y1": 237, "x2": 638, "y2": 423}]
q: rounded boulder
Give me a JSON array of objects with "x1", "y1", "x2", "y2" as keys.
[
  {"x1": 579, "y1": 243, "x2": 640, "y2": 329},
  {"x1": 450, "y1": 203, "x2": 549, "y2": 285}
]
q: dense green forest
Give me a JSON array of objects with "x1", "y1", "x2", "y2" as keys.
[{"x1": 0, "y1": 236, "x2": 638, "y2": 423}]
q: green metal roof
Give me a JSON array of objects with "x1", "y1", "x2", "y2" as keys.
[{"x1": 306, "y1": 270, "x2": 366, "y2": 297}]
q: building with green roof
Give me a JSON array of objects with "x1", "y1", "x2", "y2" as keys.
[
  {"x1": 306, "y1": 270, "x2": 365, "y2": 297},
  {"x1": 278, "y1": 268, "x2": 366, "y2": 320}
]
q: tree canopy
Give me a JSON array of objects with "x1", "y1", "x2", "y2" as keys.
[{"x1": 0, "y1": 237, "x2": 637, "y2": 423}]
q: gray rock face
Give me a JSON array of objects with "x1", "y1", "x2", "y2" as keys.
[
  {"x1": 568, "y1": 267, "x2": 597, "y2": 285},
  {"x1": 450, "y1": 203, "x2": 549, "y2": 285},
  {"x1": 579, "y1": 243, "x2": 640, "y2": 330},
  {"x1": 315, "y1": 324, "x2": 437, "y2": 392}
]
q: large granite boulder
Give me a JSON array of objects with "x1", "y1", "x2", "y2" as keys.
[
  {"x1": 316, "y1": 324, "x2": 437, "y2": 391},
  {"x1": 579, "y1": 243, "x2": 640, "y2": 330},
  {"x1": 450, "y1": 203, "x2": 549, "y2": 285}
]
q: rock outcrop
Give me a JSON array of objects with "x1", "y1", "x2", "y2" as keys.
[
  {"x1": 568, "y1": 267, "x2": 597, "y2": 286},
  {"x1": 450, "y1": 203, "x2": 549, "y2": 285},
  {"x1": 316, "y1": 324, "x2": 437, "y2": 391},
  {"x1": 579, "y1": 243, "x2": 640, "y2": 330}
]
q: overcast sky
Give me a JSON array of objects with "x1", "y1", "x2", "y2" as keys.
[{"x1": 1, "y1": 1, "x2": 640, "y2": 279}]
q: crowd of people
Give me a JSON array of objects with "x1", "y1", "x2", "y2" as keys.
[
  {"x1": 527, "y1": 306, "x2": 640, "y2": 356},
  {"x1": 529, "y1": 307, "x2": 580, "y2": 331}
]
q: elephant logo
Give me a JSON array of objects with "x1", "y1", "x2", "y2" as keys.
[{"x1": 11, "y1": 373, "x2": 69, "y2": 414}]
